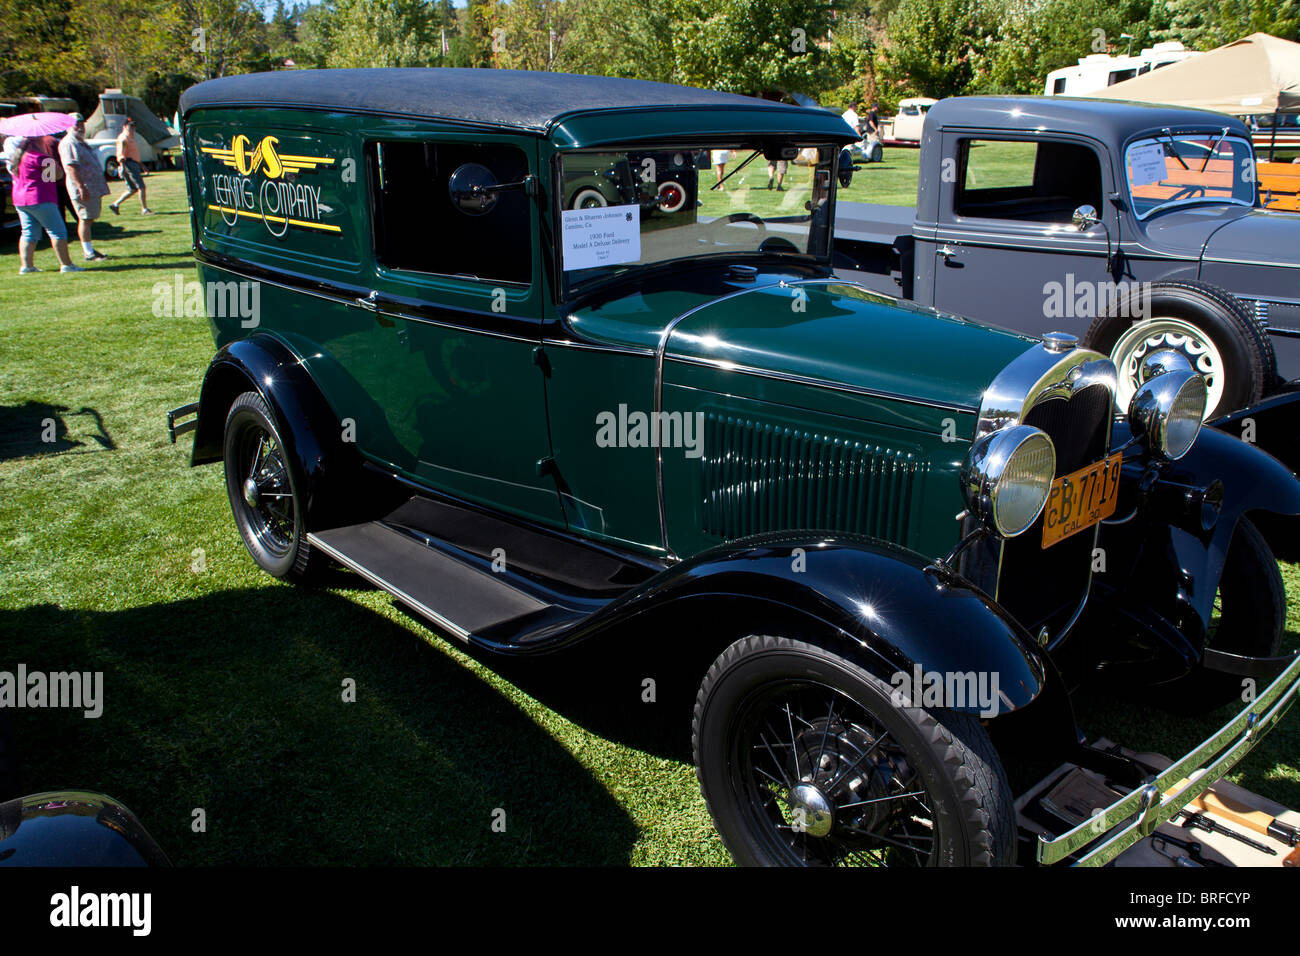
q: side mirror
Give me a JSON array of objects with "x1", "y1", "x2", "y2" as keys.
[
  {"x1": 448, "y1": 163, "x2": 499, "y2": 216},
  {"x1": 1072, "y1": 204, "x2": 1100, "y2": 231},
  {"x1": 837, "y1": 148, "x2": 854, "y2": 188}
]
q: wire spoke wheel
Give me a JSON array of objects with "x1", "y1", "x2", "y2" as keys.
[
  {"x1": 233, "y1": 424, "x2": 297, "y2": 558},
  {"x1": 733, "y1": 679, "x2": 937, "y2": 867}
]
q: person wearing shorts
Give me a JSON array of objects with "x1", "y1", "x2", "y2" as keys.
[
  {"x1": 108, "y1": 118, "x2": 153, "y2": 215},
  {"x1": 59, "y1": 113, "x2": 111, "y2": 260},
  {"x1": 7, "y1": 135, "x2": 83, "y2": 274}
]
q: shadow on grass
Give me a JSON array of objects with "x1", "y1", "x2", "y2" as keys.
[
  {"x1": 0, "y1": 402, "x2": 115, "y2": 461},
  {"x1": 0, "y1": 588, "x2": 642, "y2": 865}
]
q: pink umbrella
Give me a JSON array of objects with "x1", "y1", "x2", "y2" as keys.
[{"x1": 0, "y1": 111, "x2": 77, "y2": 137}]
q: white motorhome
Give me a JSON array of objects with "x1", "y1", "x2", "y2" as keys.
[{"x1": 1044, "y1": 42, "x2": 1200, "y2": 96}]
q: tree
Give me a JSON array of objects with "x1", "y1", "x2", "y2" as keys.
[
  {"x1": 557, "y1": 0, "x2": 674, "y2": 81},
  {"x1": 326, "y1": 0, "x2": 435, "y2": 68},
  {"x1": 877, "y1": 0, "x2": 994, "y2": 97}
]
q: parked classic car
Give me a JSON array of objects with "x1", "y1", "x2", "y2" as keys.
[
  {"x1": 168, "y1": 69, "x2": 1300, "y2": 867},
  {"x1": 563, "y1": 149, "x2": 698, "y2": 213},
  {"x1": 835, "y1": 96, "x2": 1300, "y2": 421}
]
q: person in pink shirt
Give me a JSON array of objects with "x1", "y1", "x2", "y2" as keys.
[{"x1": 6, "y1": 135, "x2": 82, "y2": 274}]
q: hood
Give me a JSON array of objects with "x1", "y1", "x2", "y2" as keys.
[
  {"x1": 664, "y1": 281, "x2": 1033, "y2": 413},
  {"x1": 1200, "y1": 206, "x2": 1300, "y2": 266},
  {"x1": 1134, "y1": 204, "x2": 1256, "y2": 259}
]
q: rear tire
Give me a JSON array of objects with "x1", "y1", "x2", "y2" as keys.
[
  {"x1": 693, "y1": 634, "x2": 1015, "y2": 866},
  {"x1": 223, "y1": 391, "x2": 325, "y2": 582},
  {"x1": 1082, "y1": 280, "x2": 1274, "y2": 420},
  {"x1": 1154, "y1": 517, "x2": 1285, "y2": 714}
]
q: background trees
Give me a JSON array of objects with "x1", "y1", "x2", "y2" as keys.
[{"x1": 1, "y1": 0, "x2": 1297, "y2": 119}]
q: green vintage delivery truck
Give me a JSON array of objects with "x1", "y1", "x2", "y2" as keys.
[{"x1": 168, "y1": 69, "x2": 1300, "y2": 867}]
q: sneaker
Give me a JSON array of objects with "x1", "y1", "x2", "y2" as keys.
[
  {"x1": 141, "y1": 208, "x2": 155, "y2": 215},
  {"x1": 19, "y1": 266, "x2": 40, "y2": 274},
  {"x1": 108, "y1": 203, "x2": 120, "y2": 215},
  {"x1": 84, "y1": 251, "x2": 109, "y2": 261},
  {"x1": 60, "y1": 264, "x2": 86, "y2": 273}
]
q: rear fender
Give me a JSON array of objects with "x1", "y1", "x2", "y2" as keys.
[{"x1": 190, "y1": 333, "x2": 360, "y2": 531}]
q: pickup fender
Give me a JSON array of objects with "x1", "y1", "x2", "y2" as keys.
[
  {"x1": 189, "y1": 333, "x2": 361, "y2": 532},
  {"x1": 560, "y1": 532, "x2": 1049, "y2": 720}
]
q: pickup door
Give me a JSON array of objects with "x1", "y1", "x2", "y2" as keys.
[{"x1": 922, "y1": 132, "x2": 1117, "y2": 338}]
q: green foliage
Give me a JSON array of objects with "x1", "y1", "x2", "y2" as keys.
[
  {"x1": 327, "y1": 0, "x2": 436, "y2": 68},
  {"x1": 877, "y1": 0, "x2": 990, "y2": 98}
]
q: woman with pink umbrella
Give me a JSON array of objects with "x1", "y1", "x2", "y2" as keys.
[{"x1": 1, "y1": 111, "x2": 84, "y2": 274}]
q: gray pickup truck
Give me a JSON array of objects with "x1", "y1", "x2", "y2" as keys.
[{"x1": 834, "y1": 96, "x2": 1300, "y2": 419}]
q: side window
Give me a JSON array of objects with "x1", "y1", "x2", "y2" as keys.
[
  {"x1": 369, "y1": 140, "x2": 531, "y2": 284},
  {"x1": 1053, "y1": 77, "x2": 1067, "y2": 94},
  {"x1": 956, "y1": 139, "x2": 1103, "y2": 224}
]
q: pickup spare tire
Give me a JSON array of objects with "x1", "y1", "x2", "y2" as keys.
[{"x1": 1081, "y1": 280, "x2": 1274, "y2": 420}]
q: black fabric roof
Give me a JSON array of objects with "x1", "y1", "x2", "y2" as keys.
[
  {"x1": 179, "y1": 69, "x2": 810, "y2": 132},
  {"x1": 927, "y1": 96, "x2": 1251, "y2": 143}
]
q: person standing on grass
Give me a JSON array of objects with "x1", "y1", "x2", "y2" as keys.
[
  {"x1": 6, "y1": 135, "x2": 84, "y2": 274},
  {"x1": 58, "y1": 114, "x2": 110, "y2": 261},
  {"x1": 108, "y1": 118, "x2": 153, "y2": 216}
]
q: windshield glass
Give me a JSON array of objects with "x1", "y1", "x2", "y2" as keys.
[
  {"x1": 1124, "y1": 133, "x2": 1255, "y2": 218},
  {"x1": 558, "y1": 143, "x2": 838, "y2": 295}
]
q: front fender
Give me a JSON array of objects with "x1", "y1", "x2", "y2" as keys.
[
  {"x1": 1094, "y1": 421, "x2": 1300, "y2": 679},
  {"x1": 562, "y1": 533, "x2": 1048, "y2": 718},
  {"x1": 190, "y1": 333, "x2": 360, "y2": 532}
]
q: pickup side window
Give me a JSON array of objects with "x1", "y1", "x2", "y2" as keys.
[
  {"x1": 955, "y1": 138, "x2": 1103, "y2": 224},
  {"x1": 368, "y1": 140, "x2": 531, "y2": 284}
]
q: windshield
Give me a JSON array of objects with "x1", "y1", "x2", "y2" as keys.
[
  {"x1": 558, "y1": 143, "x2": 838, "y2": 295},
  {"x1": 1124, "y1": 133, "x2": 1255, "y2": 218}
]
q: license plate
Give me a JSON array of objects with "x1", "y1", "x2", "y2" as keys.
[{"x1": 1041, "y1": 452, "x2": 1123, "y2": 549}]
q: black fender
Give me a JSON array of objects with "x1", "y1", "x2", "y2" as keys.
[
  {"x1": 0, "y1": 791, "x2": 169, "y2": 866},
  {"x1": 189, "y1": 333, "x2": 361, "y2": 532},
  {"x1": 548, "y1": 532, "x2": 1050, "y2": 720},
  {"x1": 1090, "y1": 420, "x2": 1300, "y2": 682},
  {"x1": 1209, "y1": 387, "x2": 1300, "y2": 477}
]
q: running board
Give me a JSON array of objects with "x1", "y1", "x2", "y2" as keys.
[{"x1": 308, "y1": 521, "x2": 592, "y2": 647}]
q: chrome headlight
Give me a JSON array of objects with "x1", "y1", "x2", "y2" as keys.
[
  {"x1": 961, "y1": 425, "x2": 1057, "y2": 537},
  {"x1": 1127, "y1": 352, "x2": 1206, "y2": 460}
]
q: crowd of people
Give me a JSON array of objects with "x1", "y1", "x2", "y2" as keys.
[{"x1": 5, "y1": 116, "x2": 154, "y2": 275}]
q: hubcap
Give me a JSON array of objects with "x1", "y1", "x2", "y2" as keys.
[
  {"x1": 787, "y1": 783, "x2": 834, "y2": 837},
  {"x1": 243, "y1": 477, "x2": 260, "y2": 508},
  {"x1": 1111, "y1": 317, "x2": 1225, "y2": 419}
]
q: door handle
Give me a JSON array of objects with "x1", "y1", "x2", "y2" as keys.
[
  {"x1": 936, "y1": 245, "x2": 960, "y2": 261},
  {"x1": 355, "y1": 291, "x2": 396, "y2": 327}
]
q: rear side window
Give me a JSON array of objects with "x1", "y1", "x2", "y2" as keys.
[
  {"x1": 955, "y1": 138, "x2": 1103, "y2": 224},
  {"x1": 369, "y1": 141, "x2": 531, "y2": 284}
]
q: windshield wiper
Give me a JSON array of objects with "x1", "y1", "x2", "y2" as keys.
[
  {"x1": 1161, "y1": 128, "x2": 1190, "y2": 170},
  {"x1": 1199, "y1": 127, "x2": 1230, "y2": 173},
  {"x1": 711, "y1": 150, "x2": 762, "y2": 190}
]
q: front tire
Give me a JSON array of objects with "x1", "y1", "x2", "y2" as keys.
[
  {"x1": 223, "y1": 391, "x2": 324, "y2": 582},
  {"x1": 693, "y1": 634, "x2": 1016, "y2": 866}
]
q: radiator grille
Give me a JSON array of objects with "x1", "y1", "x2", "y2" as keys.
[
  {"x1": 700, "y1": 413, "x2": 924, "y2": 543},
  {"x1": 995, "y1": 382, "x2": 1112, "y2": 632}
]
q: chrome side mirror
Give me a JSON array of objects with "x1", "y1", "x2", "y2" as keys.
[{"x1": 1072, "y1": 204, "x2": 1100, "y2": 231}]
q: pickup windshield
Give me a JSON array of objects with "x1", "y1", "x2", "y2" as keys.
[
  {"x1": 557, "y1": 144, "x2": 838, "y2": 295},
  {"x1": 1124, "y1": 133, "x2": 1256, "y2": 218}
]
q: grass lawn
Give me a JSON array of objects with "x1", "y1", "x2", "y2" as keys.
[{"x1": 0, "y1": 168, "x2": 1295, "y2": 866}]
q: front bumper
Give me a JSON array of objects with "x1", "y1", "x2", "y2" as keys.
[{"x1": 1037, "y1": 650, "x2": 1300, "y2": 866}]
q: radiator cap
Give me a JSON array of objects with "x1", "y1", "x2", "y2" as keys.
[{"x1": 1042, "y1": 331, "x2": 1078, "y2": 353}]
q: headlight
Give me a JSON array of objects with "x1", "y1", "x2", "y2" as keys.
[
  {"x1": 961, "y1": 425, "x2": 1057, "y2": 537},
  {"x1": 1127, "y1": 361, "x2": 1206, "y2": 461}
]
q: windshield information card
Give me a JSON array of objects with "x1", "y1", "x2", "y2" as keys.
[{"x1": 561, "y1": 204, "x2": 642, "y2": 270}]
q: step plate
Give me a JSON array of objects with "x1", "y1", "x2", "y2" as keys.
[{"x1": 308, "y1": 523, "x2": 552, "y2": 641}]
